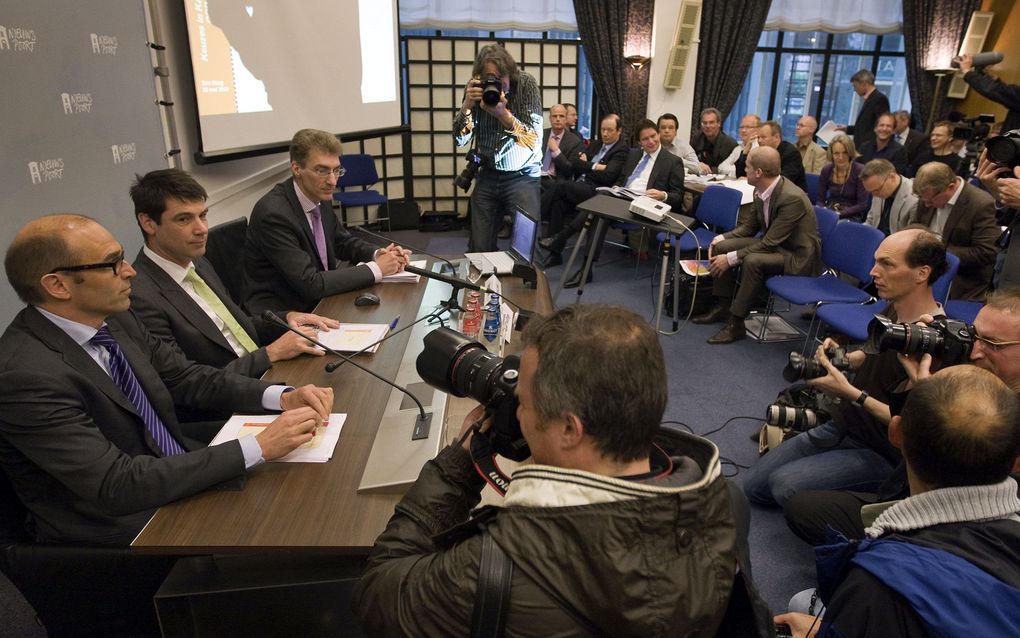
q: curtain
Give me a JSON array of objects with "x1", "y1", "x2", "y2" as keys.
[
  {"x1": 902, "y1": 0, "x2": 981, "y2": 128},
  {"x1": 765, "y1": 0, "x2": 901, "y2": 33},
  {"x1": 573, "y1": 0, "x2": 654, "y2": 140},
  {"x1": 692, "y1": 1, "x2": 773, "y2": 135},
  {"x1": 399, "y1": 0, "x2": 577, "y2": 30}
]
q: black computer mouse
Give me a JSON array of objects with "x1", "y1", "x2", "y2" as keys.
[{"x1": 354, "y1": 292, "x2": 381, "y2": 307}]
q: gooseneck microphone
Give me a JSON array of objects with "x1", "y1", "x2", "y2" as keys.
[
  {"x1": 261, "y1": 311, "x2": 433, "y2": 439},
  {"x1": 324, "y1": 310, "x2": 446, "y2": 373},
  {"x1": 352, "y1": 226, "x2": 457, "y2": 273}
]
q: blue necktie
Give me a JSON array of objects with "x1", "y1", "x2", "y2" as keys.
[
  {"x1": 90, "y1": 327, "x2": 186, "y2": 457},
  {"x1": 626, "y1": 153, "x2": 651, "y2": 188},
  {"x1": 590, "y1": 143, "x2": 608, "y2": 165}
]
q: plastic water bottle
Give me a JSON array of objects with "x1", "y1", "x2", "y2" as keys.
[{"x1": 483, "y1": 299, "x2": 500, "y2": 342}]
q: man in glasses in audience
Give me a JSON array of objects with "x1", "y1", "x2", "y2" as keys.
[{"x1": 244, "y1": 128, "x2": 410, "y2": 315}]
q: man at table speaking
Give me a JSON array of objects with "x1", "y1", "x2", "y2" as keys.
[
  {"x1": 243, "y1": 128, "x2": 410, "y2": 315},
  {"x1": 0, "y1": 214, "x2": 333, "y2": 547},
  {"x1": 353, "y1": 305, "x2": 766, "y2": 635}
]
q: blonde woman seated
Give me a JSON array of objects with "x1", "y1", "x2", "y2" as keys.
[
  {"x1": 907, "y1": 121, "x2": 964, "y2": 177},
  {"x1": 817, "y1": 134, "x2": 870, "y2": 220}
]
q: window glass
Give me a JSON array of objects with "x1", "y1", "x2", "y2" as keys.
[{"x1": 726, "y1": 52, "x2": 775, "y2": 139}]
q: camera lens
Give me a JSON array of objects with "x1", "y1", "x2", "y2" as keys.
[
  {"x1": 985, "y1": 133, "x2": 1020, "y2": 166},
  {"x1": 481, "y1": 75, "x2": 502, "y2": 106},
  {"x1": 765, "y1": 404, "x2": 818, "y2": 431}
]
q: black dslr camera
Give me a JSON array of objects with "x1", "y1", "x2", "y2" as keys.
[
  {"x1": 454, "y1": 149, "x2": 492, "y2": 192},
  {"x1": 985, "y1": 129, "x2": 1020, "y2": 171},
  {"x1": 416, "y1": 327, "x2": 529, "y2": 461},
  {"x1": 480, "y1": 74, "x2": 503, "y2": 106},
  {"x1": 782, "y1": 347, "x2": 851, "y2": 382},
  {"x1": 868, "y1": 315, "x2": 975, "y2": 366}
]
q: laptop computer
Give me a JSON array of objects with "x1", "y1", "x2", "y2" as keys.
[{"x1": 465, "y1": 207, "x2": 538, "y2": 275}]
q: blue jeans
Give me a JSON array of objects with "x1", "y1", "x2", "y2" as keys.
[
  {"x1": 469, "y1": 169, "x2": 540, "y2": 252},
  {"x1": 742, "y1": 421, "x2": 896, "y2": 507}
]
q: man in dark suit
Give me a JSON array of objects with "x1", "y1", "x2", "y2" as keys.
[
  {"x1": 692, "y1": 107, "x2": 739, "y2": 174},
  {"x1": 541, "y1": 103, "x2": 583, "y2": 182},
  {"x1": 244, "y1": 128, "x2": 410, "y2": 315},
  {"x1": 693, "y1": 147, "x2": 822, "y2": 344},
  {"x1": 893, "y1": 110, "x2": 928, "y2": 166},
  {"x1": 537, "y1": 114, "x2": 630, "y2": 267},
  {"x1": 129, "y1": 170, "x2": 337, "y2": 425},
  {"x1": 0, "y1": 214, "x2": 332, "y2": 547},
  {"x1": 910, "y1": 161, "x2": 1000, "y2": 300},
  {"x1": 558, "y1": 118, "x2": 686, "y2": 288},
  {"x1": 757, "y1": 120, "x2": 807, "y2": 191},
  {"x1": 856, "y1": 112, "x2": 909, "y2": 174},
  {"x1": 847, "y1": 69, "x2": 890, "y2": 149}
]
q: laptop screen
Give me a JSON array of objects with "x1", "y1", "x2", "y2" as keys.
[{"x1": 509, "y1": 208, "x2": 538, "y2": 263}]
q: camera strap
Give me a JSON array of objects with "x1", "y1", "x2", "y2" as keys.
[
  {"x1": 470, "y1": 431, "x2": 513, "y2": 497},
  {"x1": 471, "y1": 527, "x2": 513, "y2": 638}
]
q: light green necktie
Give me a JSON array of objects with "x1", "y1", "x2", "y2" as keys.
[{"x1": 184, "y1": 267, "x2": 258, "y2": 353}]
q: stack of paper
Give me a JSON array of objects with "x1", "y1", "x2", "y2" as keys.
[
  {"x1": 381, "y1": 259, "x2": 426, "y2": 283},
  {"x1": 316, "y1": 323, "x2": 390, "y2": 353},
  {"x1": 210, "y1": 413, "x2": 347, "y2": 463}
]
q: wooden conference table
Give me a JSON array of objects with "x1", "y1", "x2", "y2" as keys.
[{"x1": 132, "y1": 260, "x2": 553, "y2": 555}]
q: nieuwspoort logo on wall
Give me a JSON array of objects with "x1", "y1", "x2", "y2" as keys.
[
  {"x1": 28, "y1": 159, "x2": 65, "y2": 185},
  {"x1": 0, "y1": 24, "x2": 36, "y2": 52},
  {"x1": 111, "y1": 143, "x2": 137, "y2": 164},
  {"x1": 90, "y1": 33, "x2": 117, "y2": 55},
  {"x1": 61, "y1": 92, "x2": 93, "y2": 115}
]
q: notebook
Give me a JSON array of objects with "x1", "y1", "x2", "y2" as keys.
[{"x1": 464, "y1": 207, "x2": 538, "y2": 275}]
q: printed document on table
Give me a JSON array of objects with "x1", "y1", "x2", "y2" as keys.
[
  {"x1": 210, "y1": 413, "x2": 347, "y2": 463},
  {"x1": 381, "y1": 259, "x2": 426, "y2": 283},
  {"x1": 317, "y1": 323, "x2": 390, "y2": 353},
  {"x1": 595, "y1": 185, "x2": 645, "y2": 200}
]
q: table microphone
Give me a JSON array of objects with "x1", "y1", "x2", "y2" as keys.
[
  {"x1": 352, "y1": 226, "x2": 457, "y2": 273},
  {"x1": 324, "y1": 309, "x2": 447, "y2": 373},
  {"x1": 261, "y1": 311, "x2": 433, "y2": 439}
]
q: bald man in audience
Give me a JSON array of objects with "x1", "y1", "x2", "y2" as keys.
[{"x1": 795, "y1": 115, "x2": 828, "y2": 174}]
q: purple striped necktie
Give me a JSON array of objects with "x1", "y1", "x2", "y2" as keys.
[
  {"x1": 310, "y1": 208, "x2": 330, "y2": 270},
  {"x1": 89, "y1": 326, "x2": 186, "y2": 456}
]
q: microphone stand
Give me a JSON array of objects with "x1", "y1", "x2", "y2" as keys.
[
  {"x1": 325, "y1": 309, "x2": 447, "y2": 373},
  {"x1": 262, "y1": 311, "x2": 433, "y2": 440}
]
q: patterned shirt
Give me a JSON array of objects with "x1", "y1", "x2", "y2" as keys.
[{"x1": 454, "y1": 72, "x2": 543, "y2": 176}]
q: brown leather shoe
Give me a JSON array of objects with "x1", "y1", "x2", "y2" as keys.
[
  {"x1": 707, "y1": 317, "x2": 747, "y2": 344},
  {"x1": 691, "y1": 304, "x2": 729, "y2": 325}
]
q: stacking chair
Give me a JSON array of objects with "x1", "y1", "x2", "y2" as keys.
[
  {"x1": 805, "y1": 173, "x2": 820, "y2": 206},
  {"x1": 814, "y1": 205, "x2": 839, "y2": 245},
  {"x1": 945, "y1": 299, "x2": 983, "y2": 324},
  {"x1": 677, "y1": 184, "x2": 744, "y2": 254},
  {"x1": 757, "y1": 220, "x2": 886, "y2": 344},
  {"x1": 332, "y1": 153, "x2": 390, "y2": 230},
  {"x1": 815, "y1": 252, "x2": 961, "y2": 343},
  {"x1": 204, "y1": 217, "x2": 248, "y2": 306}
]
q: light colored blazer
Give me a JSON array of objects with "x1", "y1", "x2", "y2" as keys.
[{"x1": 865, "y1": 175, "x2": 918, "y2": 235}]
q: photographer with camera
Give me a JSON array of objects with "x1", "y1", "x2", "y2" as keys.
[
  {"x1": 959, "y1": 53, "x2": 1020, "y2": 134},
  {"x1": 743, "y1": 229, "x2": 947, "y2": 508},
  {"x1": 454, "y1": 45, "x2": 543, "y2": 252},
  {"x1": 975, "y1": 144, "x2": 1020, "y2": 289},
  {"x1": 353, "y1": 305, "x2": 770, "y2": 636},
  {"x1": 785, "y1": 287, "x2": 1020, "y2": 546}
]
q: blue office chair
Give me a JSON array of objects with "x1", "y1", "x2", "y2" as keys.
[
  {"x1": 816, "y1": 252, "x2": 961, "y2": 343},
  {"x1": 814, "y1": 205, "x2": 839, "y2": 245},
  {"x1": 946, "y1": 299, "x2": 983, "y2": 324},
  {"x1": 332, "y1": 153, "x2": 390, "y2": 230},
  {"x1": 805, "y1": 173, "x2": 820, "y2": 205},
  {"x1": 655, "y1": 184, "x2": 743, "y2": 257}
]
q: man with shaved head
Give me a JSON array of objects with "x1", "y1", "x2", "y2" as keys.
[
  {"x1": 694, "y1": 146, "x2": 822, "y2": 344},
  {"x1": 795, "y1": 115, "x2": 827, "y2": 174}
]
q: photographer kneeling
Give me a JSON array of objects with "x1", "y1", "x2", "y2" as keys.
[
  {"x1": 353, "y1": 305, "x2": 768, "y2": 636},
  {"x1": 743, "y1": 228, "x2": 947, "y2": 507}
]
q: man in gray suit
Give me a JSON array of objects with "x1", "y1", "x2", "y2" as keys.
[
  {"x1": 910, "y1": 162, "x2": 1000, "y2": 300},
  {"x1": 862, "y1": 159, "x2": 918, "y2": 235},
  {"x1": 693, "y1": 147, "x2": 822, "y2": 344},
  {"x1": 130, "y1": 169, "x2": 336, "y2": 380},
  {"x1": 0, "y1": 214, "x2": 332, "y2": 546}
]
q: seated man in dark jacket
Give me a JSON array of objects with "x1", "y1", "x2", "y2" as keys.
[
  {"x1": 353, "y1": 304, "x2": 767, "y2": 636},
  {"x1": 775, "y1": 366, "x2": 1020, "y2": 638}
]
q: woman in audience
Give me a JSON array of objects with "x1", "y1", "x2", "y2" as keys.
[
  {"x1": 817, "y1": 134, "x2": 869, "y2": 220},
  {"x1": 907, "y1": 121, "x2": 964, "y2": 177}
]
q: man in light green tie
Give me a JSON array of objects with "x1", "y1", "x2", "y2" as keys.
[{"x1": 129, "y1": 170, "x2": 338, "y2": 407}]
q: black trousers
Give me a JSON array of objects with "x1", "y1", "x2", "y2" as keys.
[{"x1": 782, "y1": 489, "x2": 873, "y2": 546}]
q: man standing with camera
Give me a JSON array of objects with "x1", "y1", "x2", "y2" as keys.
[
  {"x1": 743, "y1": 228, "x2": 946, "y2": 507},
  {"x1": 976, "y1": 150, "x2": 1020, "y2": 289},
  {"x1": 353, "y1": 305, "x2": 767, "y2": 636},
  {"x1": 455, "y1": 45, "x2": 543, "y2": 252}
]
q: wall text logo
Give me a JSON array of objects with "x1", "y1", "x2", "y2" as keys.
[
  {"x1": 111, "y1": 143, "x2": 137, "y2": 164},
  {"x1": 60, "y1": 92, "x2": 93, "y2": 114},
  {"x1": 90, "y1": 33, "x2": 118, "y2": 55},
  {"x1": 28, "y1": 159, "x2": 65, "y2": 184},
  {"x1": 0, "y1": 25, "x2": 37, "y2": 52}
]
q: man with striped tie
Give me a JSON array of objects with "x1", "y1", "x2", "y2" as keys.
[{"x1": 0, "y1": 214, "x2": 333, "y2": 546}]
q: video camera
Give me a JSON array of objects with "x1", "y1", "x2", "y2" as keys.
[
  {"x1": 416, "y1": 327, "x2": 529, "y2": 461},
  {"x1": 867, "y1": 315, "x2": 974, "y2": 366},
  {"x1": 948, "y1": 112, "x2": 996, "y2": 144}
]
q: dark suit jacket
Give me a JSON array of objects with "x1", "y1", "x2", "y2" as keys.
[
  {"x1": 909, "y1": 181, "x2": 1000, "y2": 300},
  {"x1": 0, "y1": 307, "x2": 269, "y2": 545},
  {"x1": 856, "y1": 139, "x2": 908, "y2": 175},
  {"x1": 691, "y1": 131, "x2": 739, "y2": 173},
  {"x1": 899, "y1": 128, "x2": 928, "y2": 165},
  {"x1": 570, "y1": 139, "x2": 630, "y2": 187},
  {"x1": 244, "y1": 178, "x2": 378, "y2": 314},
  {"x1": 724, "y1": 177, "x2": 822, "y2": 276},
  {"x1": 542, "y1": 128, "x2": 583, "y2": 179},
  {"x1": 850, "y1": 89, "x2": 890, "y2": 148},
  {"x1": 777, "y1": 140, "x2": 808, "y2": 192},
  {"x1": 131, "y1": 250, "x2": 283, "y2": 379},
  {"x1": 615, "y1": 147, "x2": 686, "y2": 212}
]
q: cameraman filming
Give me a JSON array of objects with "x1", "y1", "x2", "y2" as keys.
[
  {"x1": 353, "y1": 305, "x2": 768, "y2": 636},
  {"x1": 455, "y1": 44, "x2": 543, "y2": 252},
  {"x1": 958, "y1": 53, "x2": 1020, "y2": 133},
  {"x1": 743, "y1": 228, "x2": 947, "y2": 508}
]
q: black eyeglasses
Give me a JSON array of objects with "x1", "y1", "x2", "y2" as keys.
[{"x1": 51, "y1": 251, "x2": 126, "y2": 276}]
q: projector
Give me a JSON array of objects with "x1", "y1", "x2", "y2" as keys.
[{"x1": 629, "y1": 196, "x2": 670, "y2": 223}]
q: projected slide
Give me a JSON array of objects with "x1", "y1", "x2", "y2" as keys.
[{"x1": 182, "y1": 0, "x2": 400, "y2": 157}]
